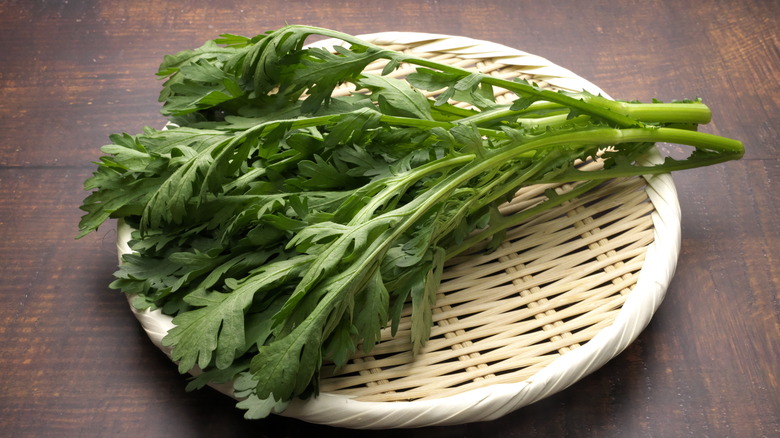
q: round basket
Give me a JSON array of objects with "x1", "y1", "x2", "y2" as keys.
[{"x1": 116, "y1": 32, "x2": 681, "y2": 429}]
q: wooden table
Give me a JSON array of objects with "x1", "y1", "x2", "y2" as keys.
[{"x1": 2, "y1": 0, "x2": 777, "y2": 436}]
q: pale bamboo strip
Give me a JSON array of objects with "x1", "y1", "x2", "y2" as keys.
[
  {"x1": 323, "y1": 274, "x2": 640, "y2": 383},
  {"x1": 322, "y1": 302, "x2": 626, "y2": 398},
  {"x1": 443, "y1": 178, "x2": 652, "y2": 276},
  {"x1": 379, "y1": 248, "x2": 648, "y2": 347},
  {"x1": 358, "y1": 234, "x2": 652, "y2": 358},
  {"x1": 439, "y1": 208, "x2": 653, "y2": 288}
]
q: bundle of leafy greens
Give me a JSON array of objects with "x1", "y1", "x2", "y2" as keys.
[{"x1": 78, "y1": 25, "x2": 743, "y2": 418}]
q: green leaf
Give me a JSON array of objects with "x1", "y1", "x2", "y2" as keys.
[
  {"x1": 285, "y1": 45, "x2": 386, "y2": 113},
  {"x1": 140, "y1": 135, "x2": 235, "y2": 231},
  {"x1": 233, "y1": 371, "x2": 290, "y2": 419},
  {"x1": 449, "y1": 122, "x2": 486, "y2": 156},
  {"x1": 249, "y1": 307, "x2": 326, "y2": 401},
  {"x1": 323, "y1": 107, "x2": 383, "y2": 148},
  {"x1": 185, "y1": 359, "x2": 249, "y2": 391},
  {"x1": 453, "y1": 72, "x2": 484, "y2": 91},
  {"x1": 357, "y1": 74, "x2": 433, "y2": 120},
  {"x1": 323, "y1": 317, "x2": 358, "y2": 367},
  {"x1": 276, "y1": 219, "x2": 385, "y2": 322},
  {"x1": 352, "y1": 269, "x2": 390, "y2": 353},
  {"x1": 157, "y1": 40, "x2": 239, "y2": 77},
  {"x1": 78, "y1": 173, "x2": 160, "y2": 238},
  {"x1": 406, "y1": 67, "x2": 461, "y2": 91},
  {"x1": 162, "y1": 255, "x2": 313, "y2": 372},
  {"x1": 295, "y1": 155, "x2": 357, "y2": 190},
  {"x1": 410, "y1": 246, "x2": 445, "y2": 354}
]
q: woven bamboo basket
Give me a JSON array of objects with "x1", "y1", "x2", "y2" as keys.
[{"x1": 117, "y1": 32, "x2": 681, "y2": 429}]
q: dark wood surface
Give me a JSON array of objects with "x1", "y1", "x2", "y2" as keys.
[{"x1": 1, "y1": 1, "x2": 777, "y2": 436}]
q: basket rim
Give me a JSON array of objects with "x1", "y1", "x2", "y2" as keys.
[{"x1": 117, "y1": 31, "x2": 681, "y2": 429}]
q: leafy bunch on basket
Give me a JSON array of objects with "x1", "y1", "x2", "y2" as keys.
[{"x1": 78, "y1": 25, "x2": 743, "y2": 418}]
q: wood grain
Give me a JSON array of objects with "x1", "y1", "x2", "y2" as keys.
[{"x1": 1, "y1": 0, "x2": 777, "y2": 436}]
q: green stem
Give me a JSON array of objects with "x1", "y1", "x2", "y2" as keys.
[
  {"x1": 588, "y1": 95, "x2": 712, "y2": 125},
  {"x1": 404, "y1": 56, "x2": 643, "y2": 128},
  {"x1": 467, "y1": 150, "x2": 566, "y2": 212},
  {"x1": 460, "y1": 106, "x2": 575, "y2": 127},
  {"x1": 378, "y1": 114, "x2": 513, "y2": 140},
  {"x1": 487, "y1": 126, "x2": 744, "y2": 162},
  {"x1": 446, "y1": 179, "x2": 603, "y2": 258},
  {"x1": 349, "y1": 153, "x2": 476, "y2": 224},
  {"x1": 284, "y1": 25, "x2": 715, "y2": 128}
]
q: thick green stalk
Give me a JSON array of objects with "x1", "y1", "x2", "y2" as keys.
[
  {"x1": 279, "y1": 25, "x2": 714, "y2": 128},
  {"x1": 586, "y1": 95, "x2": 712, "y2": 124},
  {"x1": 485, "y1": 126, "x2": 743, "y2": 161},
  {"x1": 377, "y1": 114, "x2": 508, "y2": 139},
  {"x1": 437, "y1": 126, "x2": 743, "y2": 255}
]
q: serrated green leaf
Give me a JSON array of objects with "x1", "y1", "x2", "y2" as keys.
[
  {"x1": 352, "y1": 269, "x2": 389, "y2": 353},
  {"x1": 162, "y1": 255, "x2": 313, "y2": 372},
  {"x1": 406, "y1": 67, "x2": 460, "y2": 91},
  {"x1": 249, "y1": 308, "x2": 326, "y2": 401},
  {"x1": 410, "y1": 246, "x2": 445, "y2": 354},
  {"x1": 357, "y1": 74, "x2": 433, "y2": 120},
  {"x1": 296, "y1": 155, "x2": 358, "y2": 190},
  {"x1": 233, "y1": 371, "x2": 290, "y2": 419},
  {"x1": 157, "y1": 40, "x2": 239, "y2": 77}
]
